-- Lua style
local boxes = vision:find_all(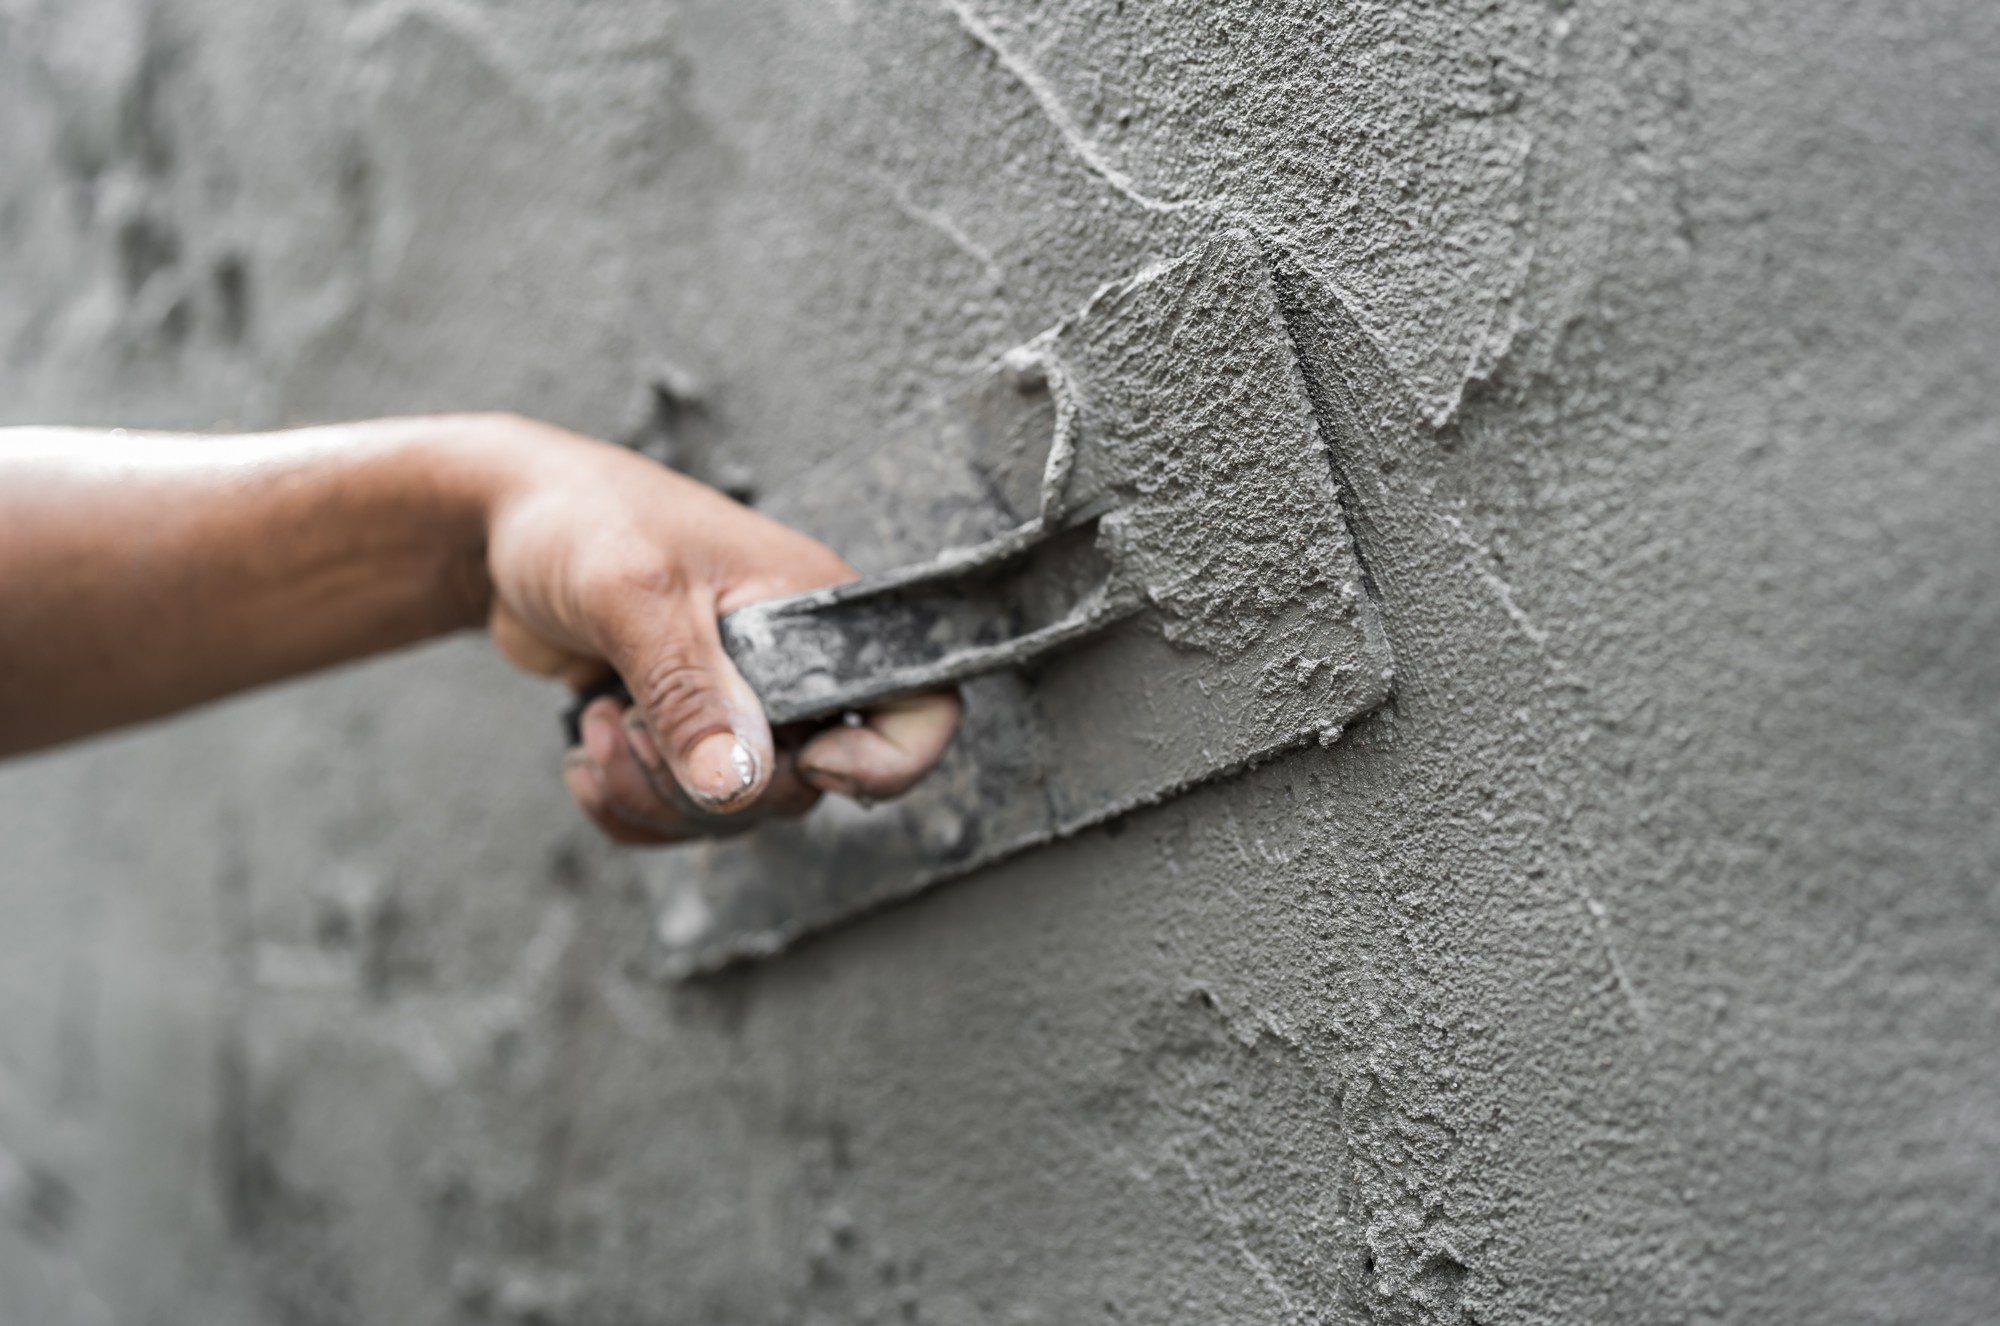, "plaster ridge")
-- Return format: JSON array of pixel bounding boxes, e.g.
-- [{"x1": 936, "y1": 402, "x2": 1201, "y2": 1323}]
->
[
  {"x1": 346, "y1": 0, "x2": 503, "y2": 63},
  {"x1": 1425, "y1": 133, "x2": 1540, "y2": 430},
  {"x1": 1247, "y1": 224, "x2": 1423, "y2": 426},
  {"x1": 937, "y1": 0, "x2": 1203, "y2": 216},
  {"x1": 342, "y1": 0, "x2": 557, "y2": 132},
  {"x1": 1258, "y1": 236, "x2": 1422, "y2": 614}
]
